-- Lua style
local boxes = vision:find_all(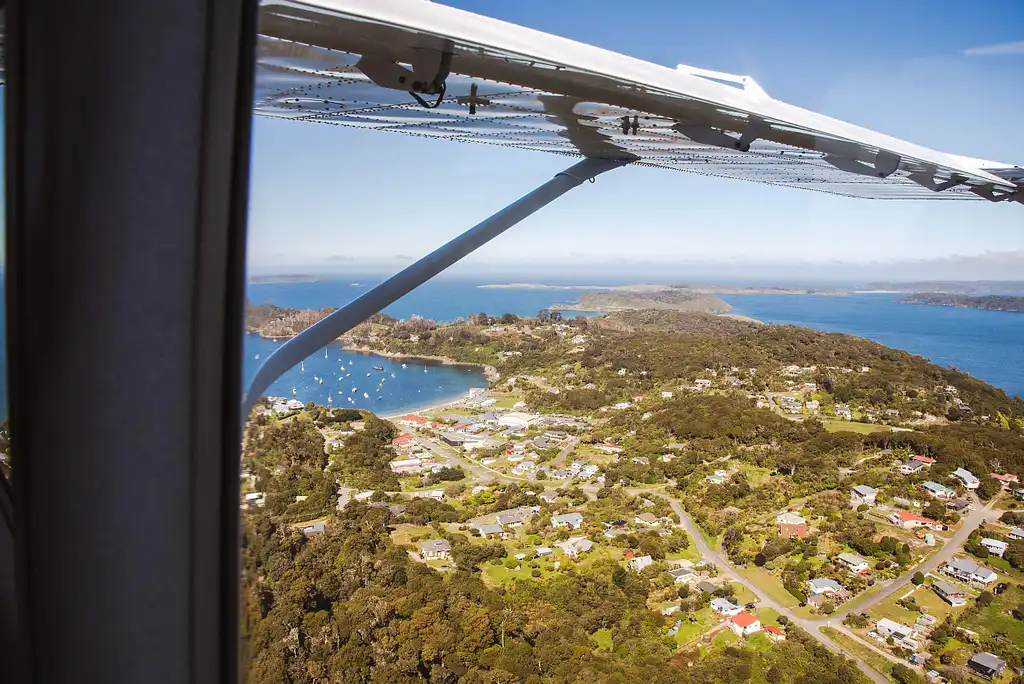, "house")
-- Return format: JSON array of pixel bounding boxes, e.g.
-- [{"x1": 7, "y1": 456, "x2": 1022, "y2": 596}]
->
[
  {"x1": 764, "y1": 625, "x2": 786, "y2": 642},
  {"x1": 922, "y1": 480, "x2": 955, "y2": 500},
  {"x1": 946, "y1": 498, "x2": 971, "y2": 512},
  {"x1": 931, "y1": 579, "x2": 967, "y2": 607},
  {"x1": 398, "y1": 415, "x2": 430, "y2": 428},
  {"x1": 991, "y1": 473, "x2": 1019, "y2": 488},
  {"x1": 776, "y1": 512, "x2": 808, "y2": 539},
  {"x1": 421, "y1": 539, "x2": 451, "y2": 560},
  {"x1": 980, "y1": 538, "x2": 1008, "y2": 557},
  {"x1": 888, "y1": 510, "x2": 942, "y2": 531},
  {"x1": 300, "y1": 522, "x2": 326, "y2": 536},
  {"x1": 392, "y1": 433, "x2": 416, "y2": 449},
  {"x1": 634, "y1": 512, "x2": 659, "y2": 527},
  {"x1": 899, "y1": 460, "x2": 926, "y2": 475},
  {"x1": 561, "y1": 537, "x2": 593, "y2": 558},
  {"x1": 952, "y1": 468, "x2": 980, "y2": 490},
  {"x1": 496, "y1": 507, "x2": 535, "y2": 527},
  {"x1": 477, "y1": 523, "x2": 504, "y2": 539},
  {"x1": 538, "y1": 491, "x2": 558, "y2": 503},
  {"x1": 1008, "y1": 526, "x2": 1024, "y2": 541},
  {"x1": 837, "y1": 552, "x2": 870, "y2": 574},
  {"x1": 835, "y1": 405, "x2": 853, "y2": 420},
  {"x1": 666, "y1": 568, "x2": 696, "y2": 584},
  {"x1": 706, "y1": 474, "x2": 726, "y2": 485},
  {"x1": 806, "y1": 578, "x2": 843, "y2": 596},
  {"x1": 389, "y1": 457, "x2": 426, "y2": 474},
  {"x1": 943, "y1": 557, "x2": 997, "y2": 586},
  {"x1": 628, "y1": 555, "x2": 653, "y2": 572},
  {"x1": 661, "y1": 391, "x2": 673, "y2": 398},
  {"x1": 850, "y1": 485, "x2": 877, "y2": 507},
  {"x1": 594, "y1": 443, "x2": 623, "y2": 454},
  {"x1": 967, "y1": 652, "x2": 1006, "y2": 680},
  {"x1": 875, "y1": 618, "x2": 913, "y2": 641},
  {"x1": 696, "y1": 580, "x2": 719, "y2": 594},
  {"x1": 729, "y1": 611, "x2": 761, "y2": 637},
  {"x1": 551, "y1": 512, "x2": 584, "y2": 529},
  {"x1": 710, "y1": 598, "x2": 742, "y2": 617},
  {"x1": 498, "y1": 411, "x2": 535, "y2": 429},
  {"x1": 911, "y1": 455, "x2": 936, "y2": 465},
  {"x1": 534, "y1": 547, "x2": 553, "y2": 557}
]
